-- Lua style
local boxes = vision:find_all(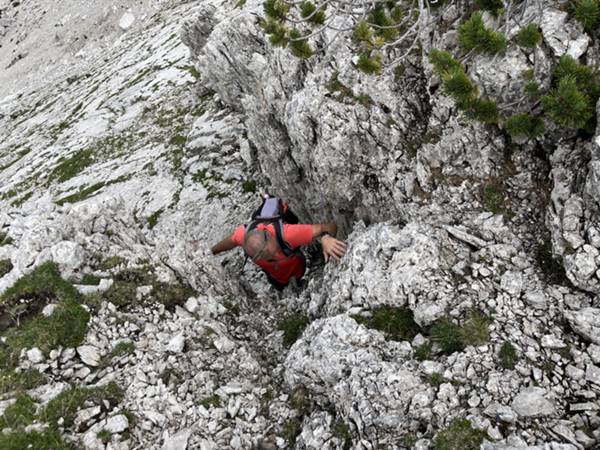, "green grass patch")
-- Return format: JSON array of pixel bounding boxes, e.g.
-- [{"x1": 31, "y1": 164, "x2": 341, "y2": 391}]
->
[
  {"x1": 0, "y1": 394, "x2": 37, "y2": 429},
  {"x1": 47, "y1": 149, "x2": 94, "y2": 184},
  {"x1": 428, "y1": 372, "x2": 444, "y2": 387},
  {"x1": 0, "y1": 231, "x2": 14, "y2": 246},
  {"x1": 79, "y1": 274, "x2": 102, "y2": 285},
  {"x1": 433, "y1": 418, "x2": 488, "y2": 450},
  {"x1": 278, "y1": 313, "x2": 310, "y2": 347},
  {"x1": 499, "y1": 341, "x2": 518, "y2": 369},
  {"x1": 430, "y1": 318, "x2": 465, "y2": 355},
  {"x1": 536, "y1": 240, "x2": 571, "y2": 285},
  {"x1": 353, "y1": 306, "x2": 420, "y2": 341},
  {"x1": 332, "y1": 419, "x2": 352, "y2": 449},
  {"x1": 147, "y1": 209, "x2": 163, "y2": 229},
  {"x1": 55, "y1": 182, "x2": 105, "y2": 206},
  {"x1": 97, "y1": 429, "x2": 111, "y2": 444},
  {"x1": 1, "y1": 262, "x2": 89, "y2": 359},
  {"x1": 414, "y1": 341, "x2": 433, "y2": 361},
  {"x1": 109, "y1": 341, "x2": 135, "y2": 359},
  {"x1": 0, "y1": 259, "x2": 13, "y2": 277},
  {"x1": 0, "y1": 368, "x2": 46, "y2": 395},
  {"x1": 461, "y1": 310, "x2": 493, "y2": 346},
  {"x1": 200, "y1": 394, "x2": 221, "y2": 408},
  {"x1": 0, "y1": 428, "x2": 75, "y2": 450},
  {"x1": 41, "y1": 382, "x2": 124, "y2": 429},
  {"x1": 481, "y1": 182, "x2": 514, "y2": 219},
  {"x1": 281, "y1": 417, "x2": 302, "y2": 446}
]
